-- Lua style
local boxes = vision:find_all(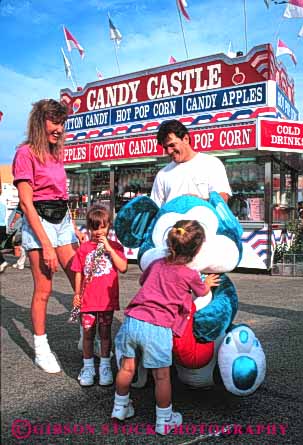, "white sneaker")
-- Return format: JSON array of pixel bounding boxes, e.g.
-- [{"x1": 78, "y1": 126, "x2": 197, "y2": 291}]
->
[
  {"x1": 111, "y1": 399, "x2": 135, "y2": 420},
  {"x1": 155, "y1": 411, "x2": 183, "y2": 435},
  {"x1": 12, "y1": 263, "x2": 24, "y2": 270},
  {"x1": 0, "y1": 261, "x2": 8, "y2": 273},
  {"x1": 99, "y1": 365, "x2": 113, "y2": 386},
  {"x1": 78, "y1": 366, "x2": 96, "y2": 386},
  {"x1": 35, "y1": 352, "x2": 61, "y2": 374}
]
